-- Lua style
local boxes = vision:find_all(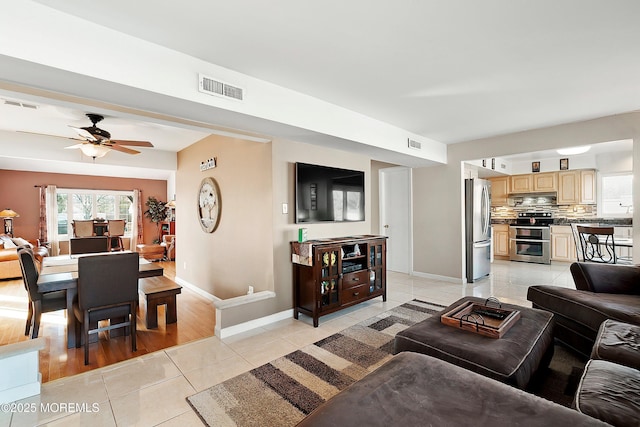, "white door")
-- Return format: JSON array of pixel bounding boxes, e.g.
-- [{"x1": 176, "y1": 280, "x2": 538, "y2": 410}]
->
[{"x1": 380, "y1": 167, "x2": 411, "y2": 273}]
